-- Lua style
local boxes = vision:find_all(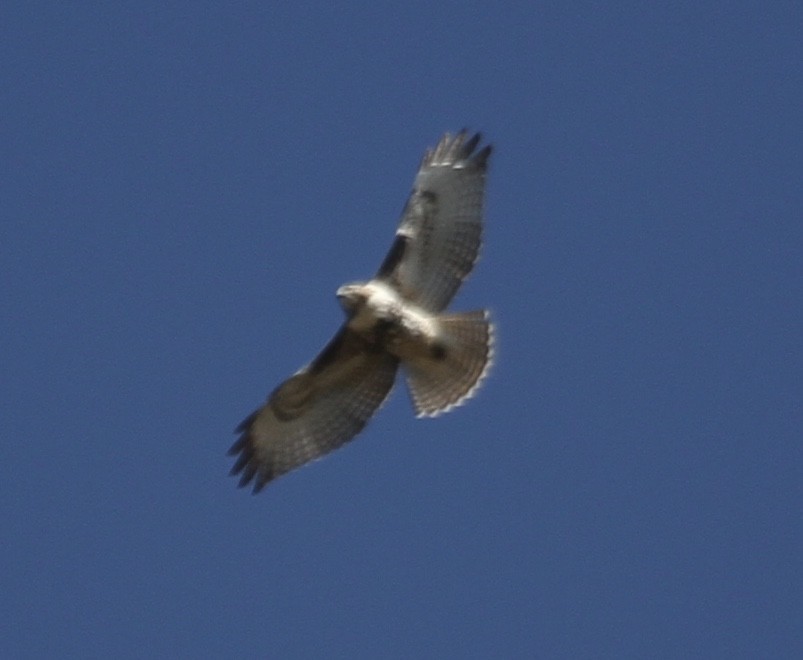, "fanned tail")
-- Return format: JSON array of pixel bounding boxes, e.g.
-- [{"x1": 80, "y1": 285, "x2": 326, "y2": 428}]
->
[{"x1": 403, "y1": 310, "x2": 494, "y2": 417}]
